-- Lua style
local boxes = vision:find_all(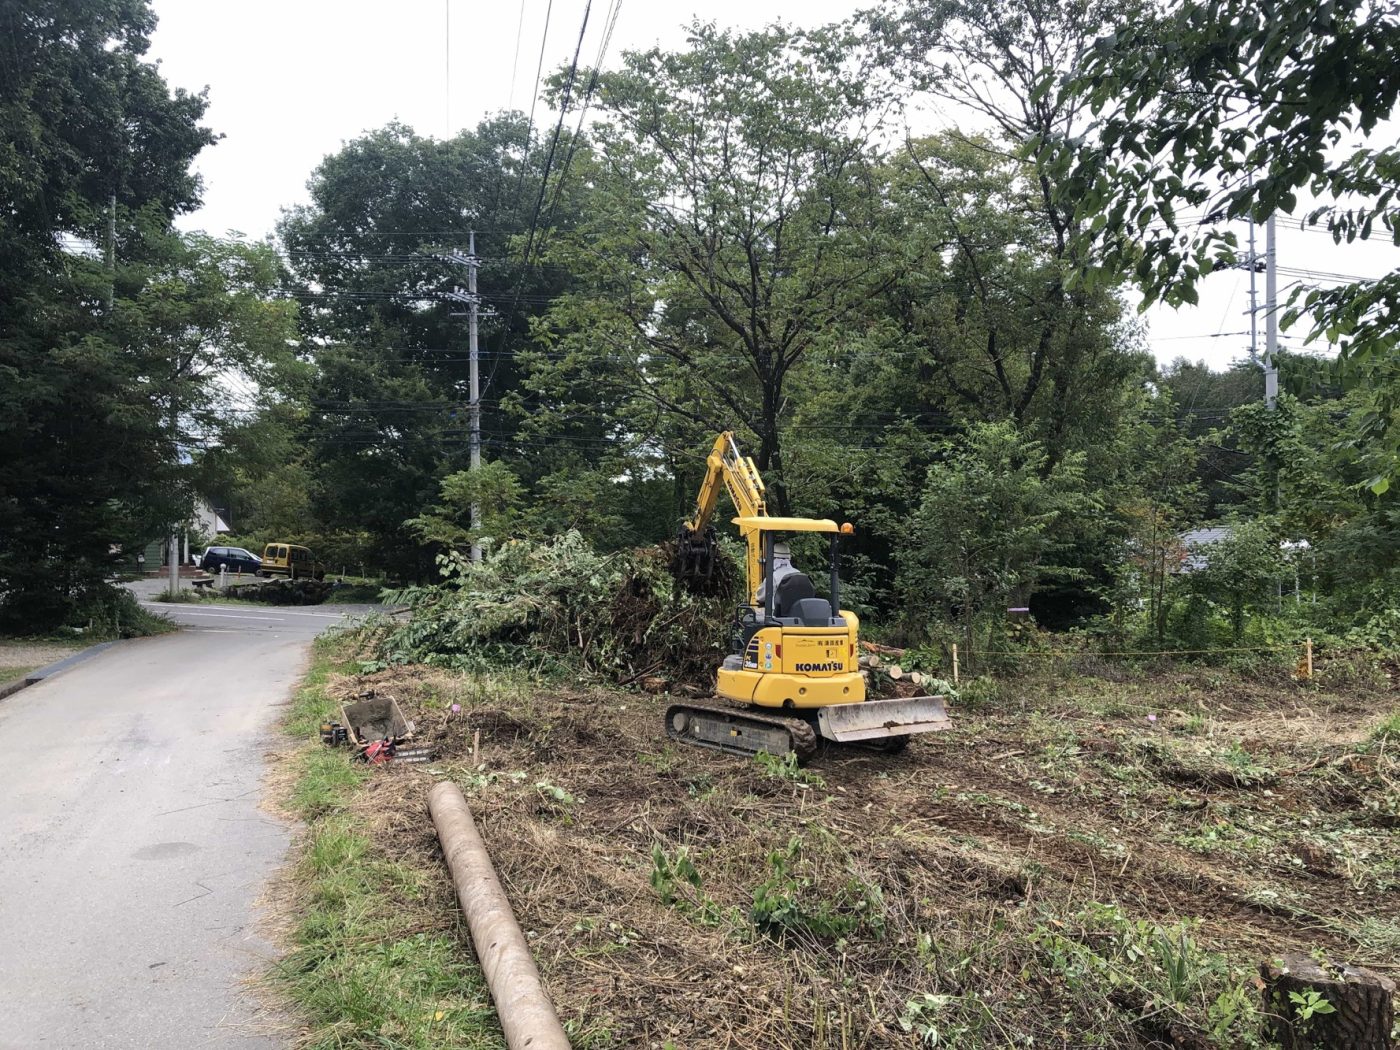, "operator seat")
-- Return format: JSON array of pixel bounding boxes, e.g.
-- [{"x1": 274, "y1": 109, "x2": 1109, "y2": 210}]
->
[
  {"x1": 774, "y1": 572, "x2": 841, "y2": 627},
  {"x1": 773, "y1": 572, "x2": 816, "y2": 616}
]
